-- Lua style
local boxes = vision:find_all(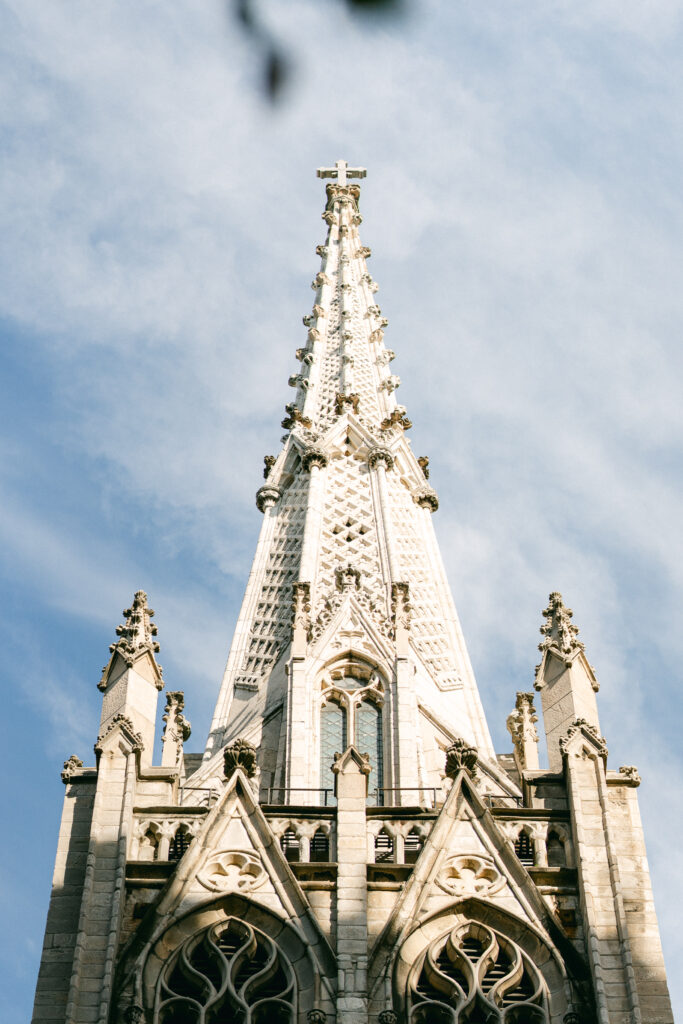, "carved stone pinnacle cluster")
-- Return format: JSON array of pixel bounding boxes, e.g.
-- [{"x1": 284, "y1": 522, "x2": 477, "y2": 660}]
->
[
  {"x1": 539, "y1": 591, "x2": 585, "y2": 658},
  {"x1": 107, "y1": 590, "x2": 161, "y2": 668}
]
